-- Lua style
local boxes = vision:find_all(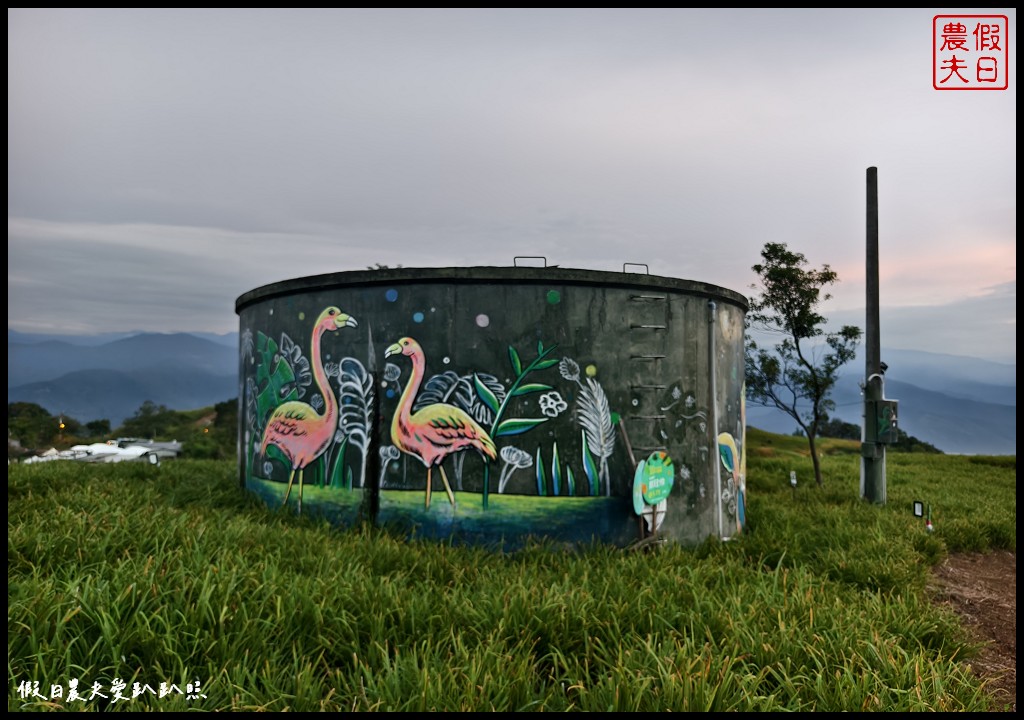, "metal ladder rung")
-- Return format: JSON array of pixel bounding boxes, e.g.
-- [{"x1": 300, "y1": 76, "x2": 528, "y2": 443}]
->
[
  {"x1": 630, "y1": 384, "x2": 667, "y2": 390},
  {"x1": 630, "y1": 324, "x2": 667, "y2": 330},
  {"x1": 628, "y1": 414, "x2": 667, "y2": 420}
]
